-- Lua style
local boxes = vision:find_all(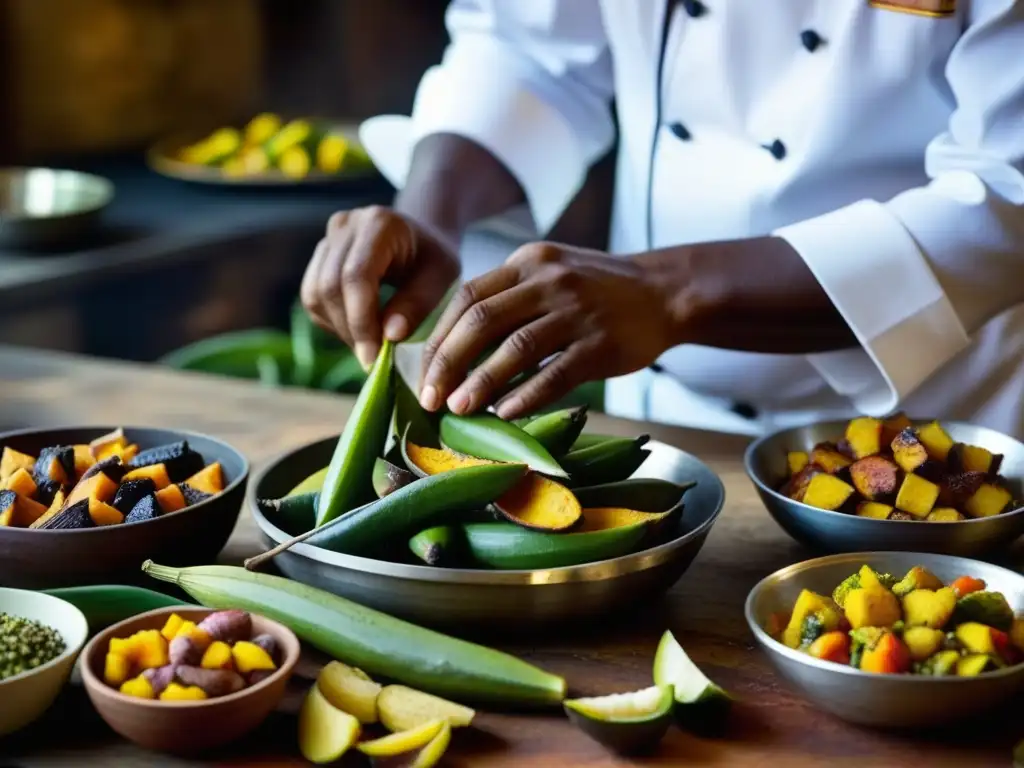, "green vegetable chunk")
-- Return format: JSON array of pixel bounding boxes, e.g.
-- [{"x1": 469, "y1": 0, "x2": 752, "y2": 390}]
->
[{"x1": 952, "y1": 591, "x2": 1015, "y2": 631}]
